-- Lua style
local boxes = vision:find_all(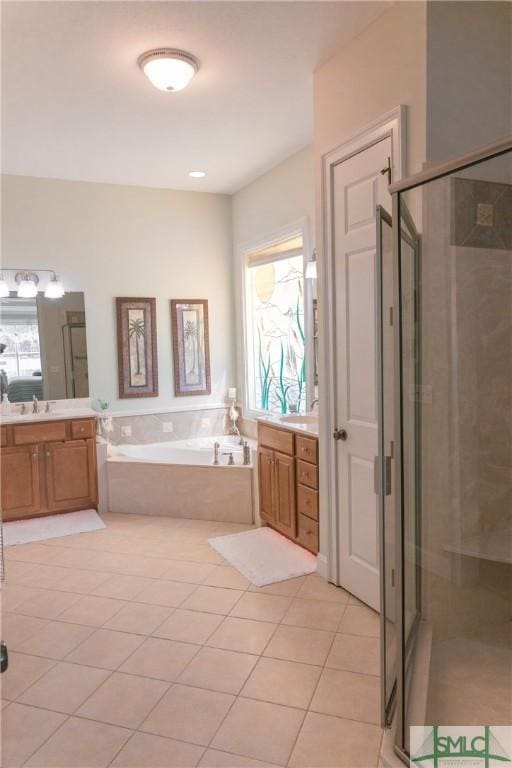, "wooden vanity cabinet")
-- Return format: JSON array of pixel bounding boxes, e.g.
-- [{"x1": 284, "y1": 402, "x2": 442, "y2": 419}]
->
[
  {"x1": 1, "y1": 418, "x2": 98, "y2": 522},
  {"x1": 257, "y1": 422, "x2": 319, "y2": 554}
]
